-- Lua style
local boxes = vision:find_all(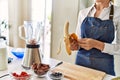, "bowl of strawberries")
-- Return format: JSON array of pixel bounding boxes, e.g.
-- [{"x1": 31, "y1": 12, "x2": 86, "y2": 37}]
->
[{"x1": 10, "y1": 71, "x2": 32, "y2": 80}]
